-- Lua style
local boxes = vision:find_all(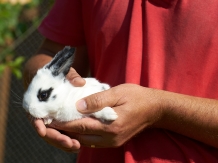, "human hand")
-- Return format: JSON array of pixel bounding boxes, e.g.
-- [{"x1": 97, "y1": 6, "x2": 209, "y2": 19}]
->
[
  {"x1": 49, "y1": 84, "x2": 164, "y2": 148},
  {"x1": 33, "y1": 67, "x2": 86, "y2": 152}
]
